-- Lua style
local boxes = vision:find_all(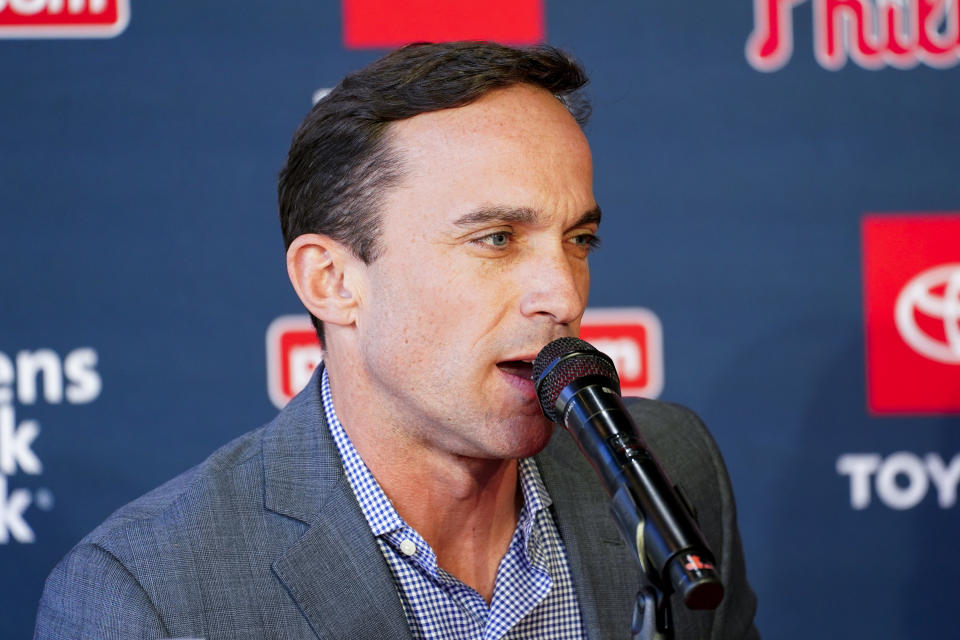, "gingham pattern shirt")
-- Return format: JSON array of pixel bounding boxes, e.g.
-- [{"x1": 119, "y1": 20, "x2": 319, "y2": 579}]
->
[{"x1": 321, "y1": 369, "x2": 586, "y2": 639}]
